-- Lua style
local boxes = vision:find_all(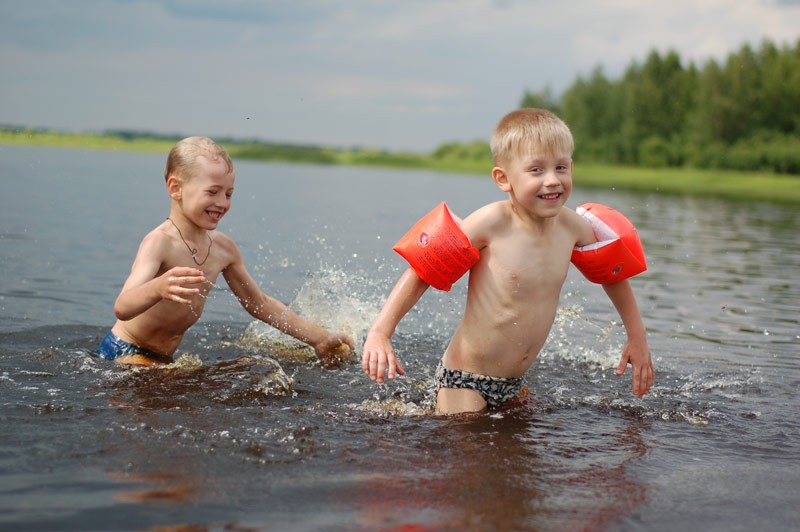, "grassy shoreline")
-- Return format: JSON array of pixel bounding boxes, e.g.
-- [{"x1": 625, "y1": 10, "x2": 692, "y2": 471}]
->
[{"x1": 2, "y1": 128, "x2": 798, "y2": 204}]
